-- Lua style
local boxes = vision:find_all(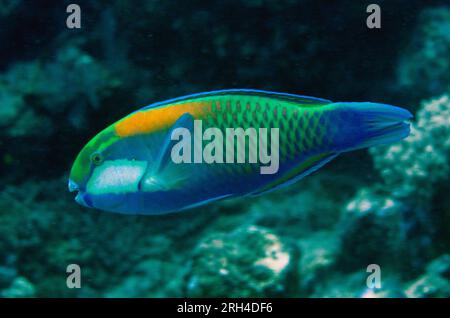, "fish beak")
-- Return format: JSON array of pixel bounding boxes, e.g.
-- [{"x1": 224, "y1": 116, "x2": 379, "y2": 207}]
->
[
  {"x1": 68, "y1": 179, "x2": 78, "y2": 193},
  {"x1": 69, "y1": 179, "x2": 93, "y2": 208},
  {"x1": 75, "y1": 192, "x2": 91, "y2": 208}
]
